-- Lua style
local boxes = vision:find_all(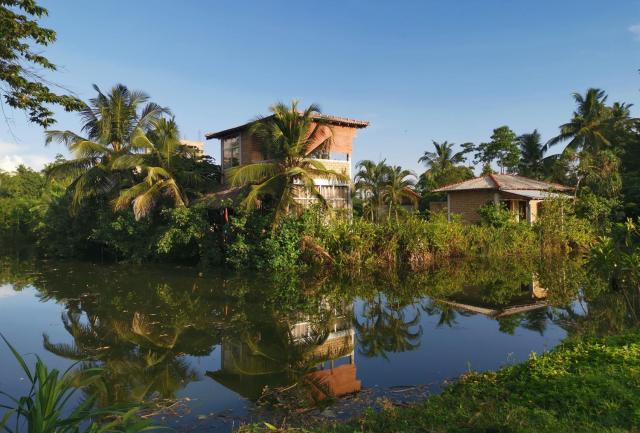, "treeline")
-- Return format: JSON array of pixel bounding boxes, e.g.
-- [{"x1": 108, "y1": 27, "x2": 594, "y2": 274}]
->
[
  {"x1": 354, "y1": 88, "x2": 640, "y2": 226},
  {"x1": 0, "y1": 86, "x2": 639, "y2": 270},
  {"x1": 0, "y1": 85, "x2": 220, "y2": 262}
]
